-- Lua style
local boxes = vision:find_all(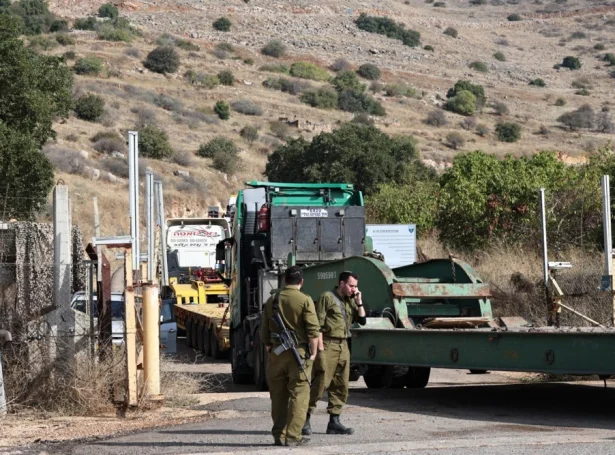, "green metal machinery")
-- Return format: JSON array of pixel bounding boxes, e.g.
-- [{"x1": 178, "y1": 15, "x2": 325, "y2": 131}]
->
[{"x1": 300, "y1": 256, "x2": 615, "y2": 388}]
